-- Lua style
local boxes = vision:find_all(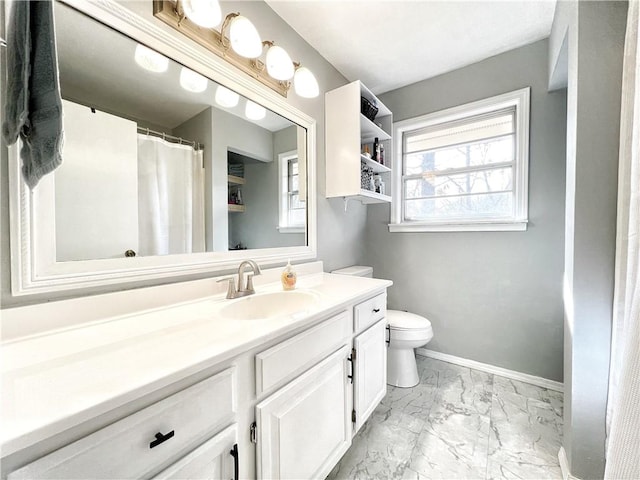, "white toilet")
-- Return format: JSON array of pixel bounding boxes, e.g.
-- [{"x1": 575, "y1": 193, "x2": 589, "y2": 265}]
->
[{"x1": 331, "y1": 266, "x2": 434, "y2": 388}]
